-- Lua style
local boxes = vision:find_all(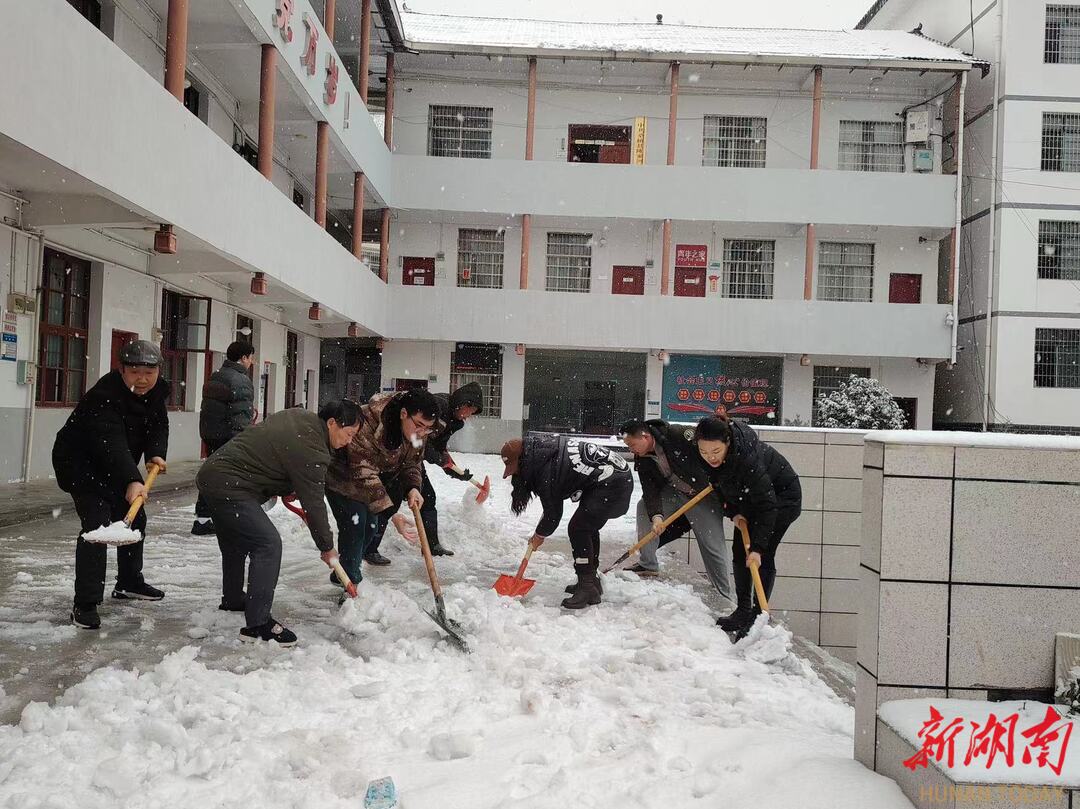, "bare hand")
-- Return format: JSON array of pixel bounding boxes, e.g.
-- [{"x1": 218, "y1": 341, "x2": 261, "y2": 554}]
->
[
  {"x1": 320, "y1": 549, "x2": 339, "y2": 568},
  {"x1": 148, "y1": 457, "x2": 166, "y2": 473},
  {"x1": 746, "y1": 551, "x2": 762, "y2": 569},
  {"x1": 528, "y1": 534, "x2": 545, "y2": 550},
  {"x1": 651, "y1": 515, "x2": 665, "y2": 535},
  {"x1": 407, "y1": 488, "x2": 424, "y2": 511},
  {"x1": 392, "y1": 514, "x2": 419, "y2": 544},
  {"x1": 125, "y1": 481, "x2": 147, "y2": 505}
]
